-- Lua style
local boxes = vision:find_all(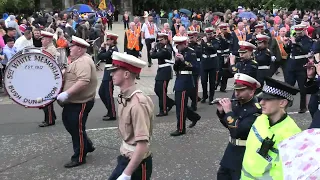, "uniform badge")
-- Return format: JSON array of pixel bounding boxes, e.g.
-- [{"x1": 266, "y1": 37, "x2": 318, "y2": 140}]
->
[
  {"x1": 227, "y1": 116, "x2": 234, "y2": 124},
  {"x1": 255, "y1": 103, "x2": 261, "y2": 109},
  {"x1": 232, "y1": 67, "x2": 237, "y2": 71}
]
